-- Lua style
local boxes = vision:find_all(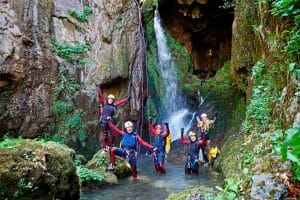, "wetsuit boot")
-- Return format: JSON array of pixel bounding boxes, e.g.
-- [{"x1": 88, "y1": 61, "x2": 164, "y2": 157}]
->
[
  {"x1": 159, "y1": 164, "x2": 166, "y2": 174},
  {"x1": 131, "y1": 165, "x2": 137, "y2": 179}
]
